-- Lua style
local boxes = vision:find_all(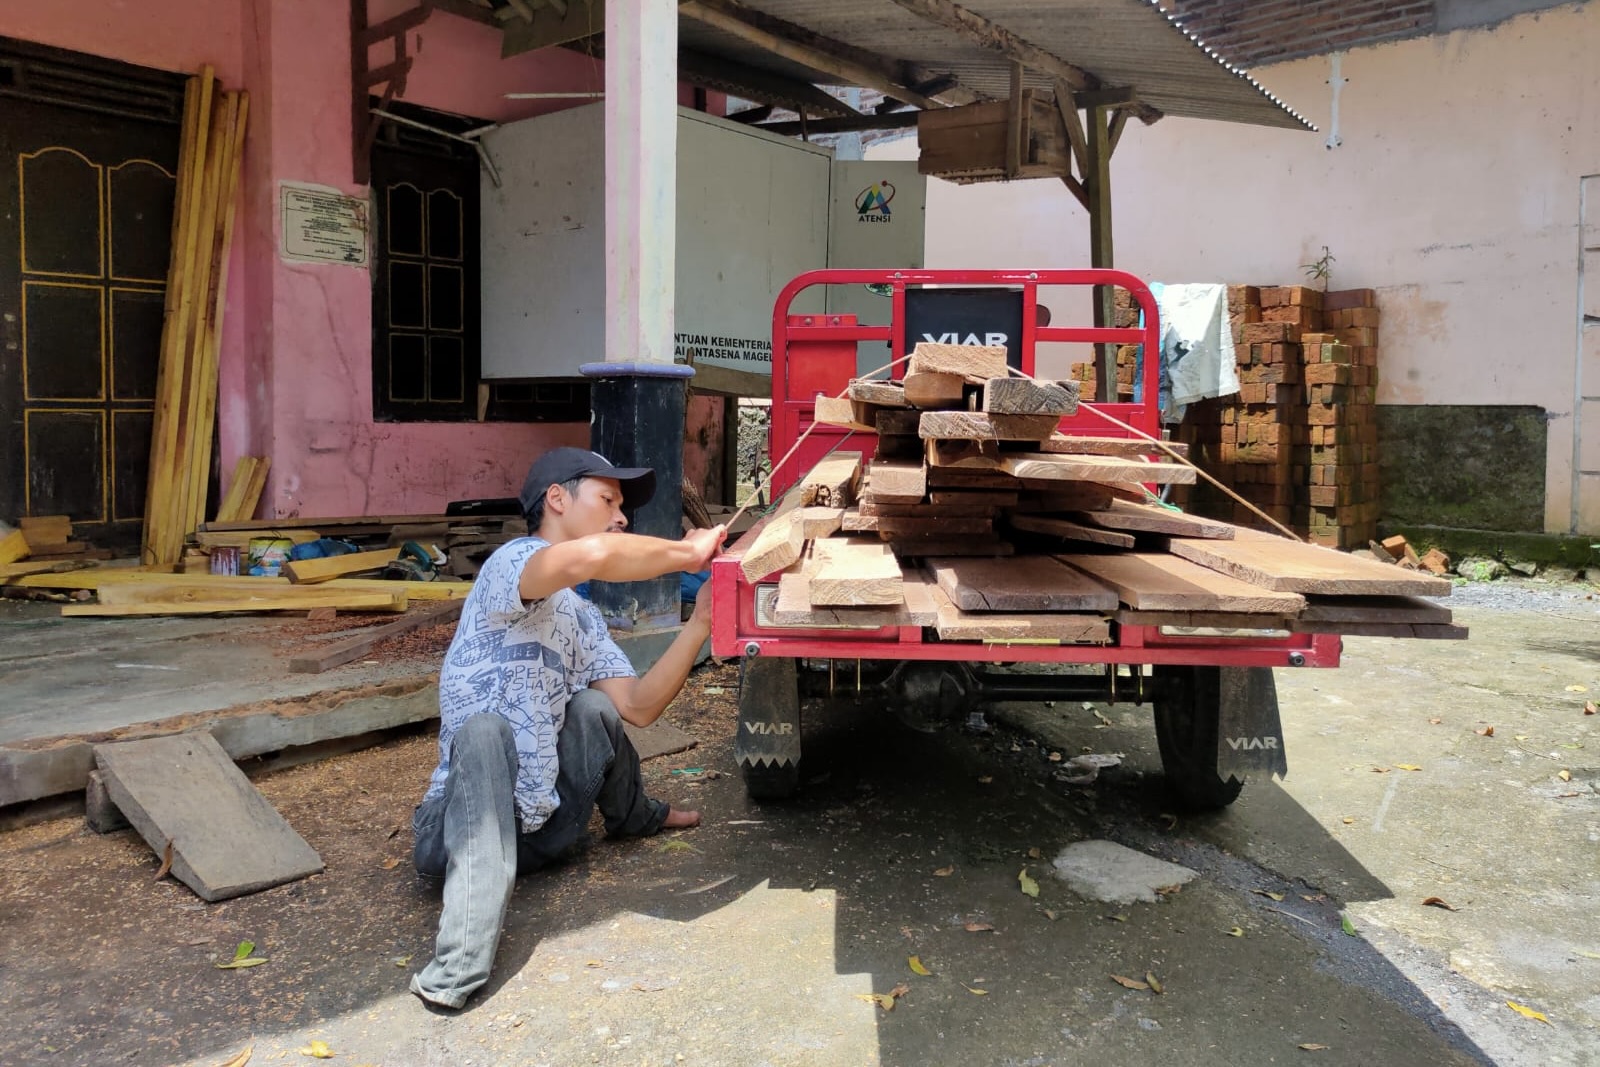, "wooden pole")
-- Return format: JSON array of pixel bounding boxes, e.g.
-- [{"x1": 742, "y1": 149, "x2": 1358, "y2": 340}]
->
[{"x1": 1087, "y1": 104, "x2": 1115, "y2": 403}]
